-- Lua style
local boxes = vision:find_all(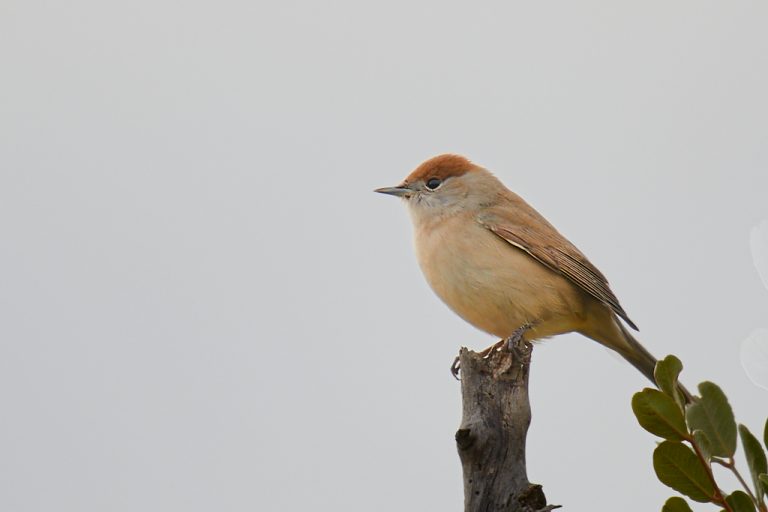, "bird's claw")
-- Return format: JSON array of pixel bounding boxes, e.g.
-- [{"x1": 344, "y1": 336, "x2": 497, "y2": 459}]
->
[
  {"x1": 451, "y1": 323, "x2": 533, "y2": 380},
  {"x1": 450, "y1": 356, "x2": 461, "y2": 380}
]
